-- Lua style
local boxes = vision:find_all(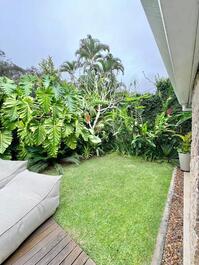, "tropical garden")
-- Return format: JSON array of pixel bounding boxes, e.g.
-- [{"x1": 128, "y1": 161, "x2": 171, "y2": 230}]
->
[{"x1": 0, "y1": 35, "x2": 191, "y2": 264}]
